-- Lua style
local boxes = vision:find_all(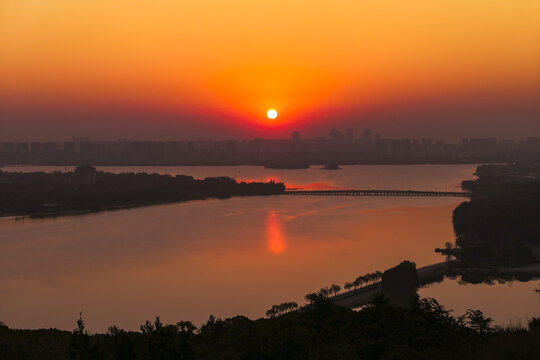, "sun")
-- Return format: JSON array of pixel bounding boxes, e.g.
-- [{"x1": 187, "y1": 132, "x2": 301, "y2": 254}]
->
[{"x1": 267, "y1": 109, "x2": 278, "y2": 119}]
